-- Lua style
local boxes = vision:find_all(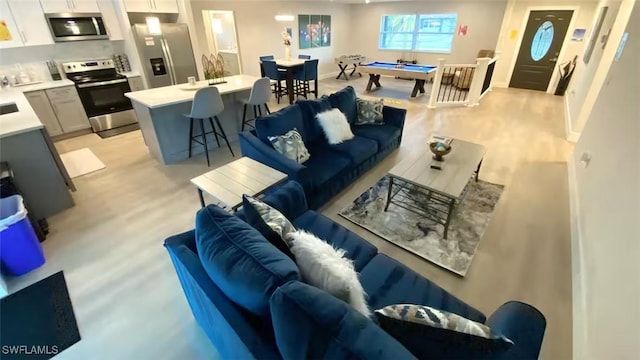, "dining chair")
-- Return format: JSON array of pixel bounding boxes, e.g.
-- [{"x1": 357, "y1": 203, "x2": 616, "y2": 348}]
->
[
  {"x1": 262, "y1": 60, "x2": 288, "y2": 103},
  {"x1": 298, "y1": 55, "x2": 311, "y2": 60},
  {"x1": 293, "y1": 59, "x2": 319, "y2": 99}
]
